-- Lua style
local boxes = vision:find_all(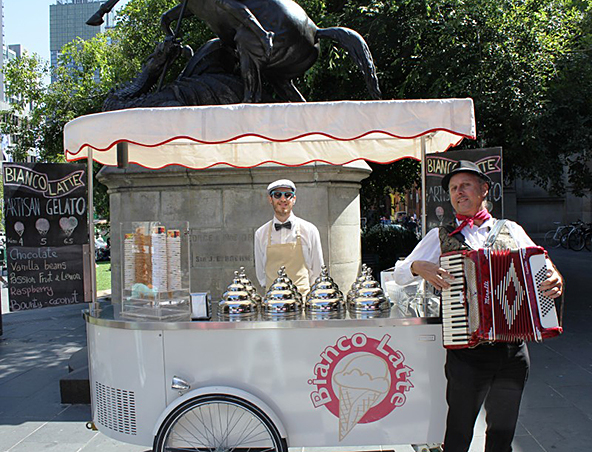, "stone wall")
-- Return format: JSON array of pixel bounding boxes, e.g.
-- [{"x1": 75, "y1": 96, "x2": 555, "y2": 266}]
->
[
  {"x1": 506, "y1": 178, "x2": 592, "y2": 239},
  {"x1": 98, "y1": 162, "x2": 371, "y2": 302}
]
